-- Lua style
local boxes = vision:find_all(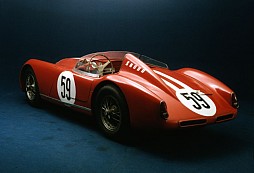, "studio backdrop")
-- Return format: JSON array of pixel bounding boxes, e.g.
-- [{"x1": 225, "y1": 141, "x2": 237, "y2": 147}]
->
[{"x1": 1, "y1": 0, "x2": 252, "y2": 100}]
